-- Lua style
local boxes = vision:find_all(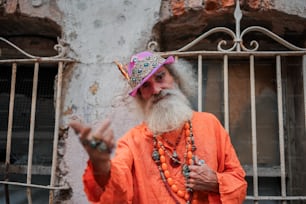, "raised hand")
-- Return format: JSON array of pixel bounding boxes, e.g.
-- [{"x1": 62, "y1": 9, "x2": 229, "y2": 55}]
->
[{"x1": 69, "y1": 119, "x2": 115, "y2": 187}]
